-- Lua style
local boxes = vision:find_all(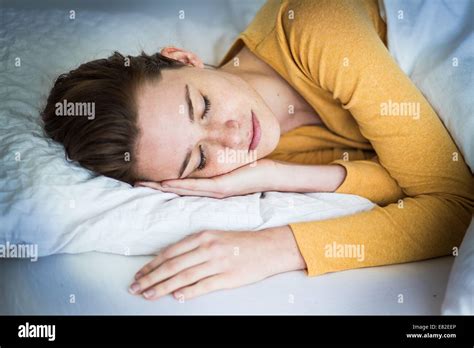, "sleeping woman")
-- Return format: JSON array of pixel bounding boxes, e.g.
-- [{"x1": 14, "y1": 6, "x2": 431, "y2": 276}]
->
[{"x1": 41, "y1": 0, "x2": 474, "y2": 301}]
